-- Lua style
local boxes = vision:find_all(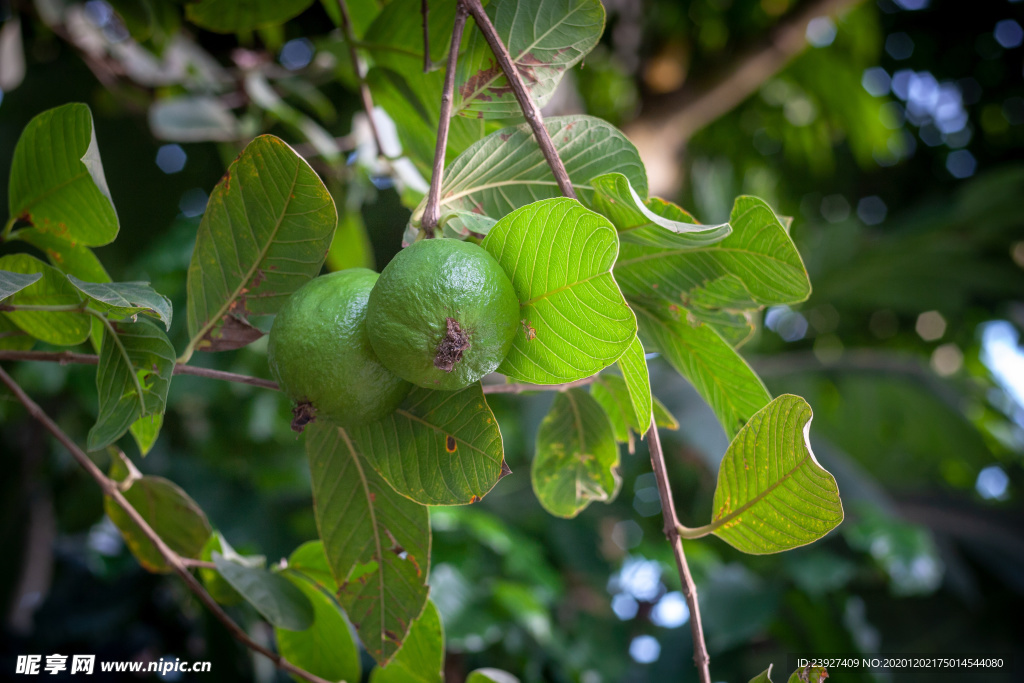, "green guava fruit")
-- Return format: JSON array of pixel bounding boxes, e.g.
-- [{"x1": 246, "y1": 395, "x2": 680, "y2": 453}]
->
[
  {"x1": 268, "y1": 268, "x2": 411, "y2": 430},
  {"x1": 366, "y1": 238, "x2": 520, "y2": 391}
]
